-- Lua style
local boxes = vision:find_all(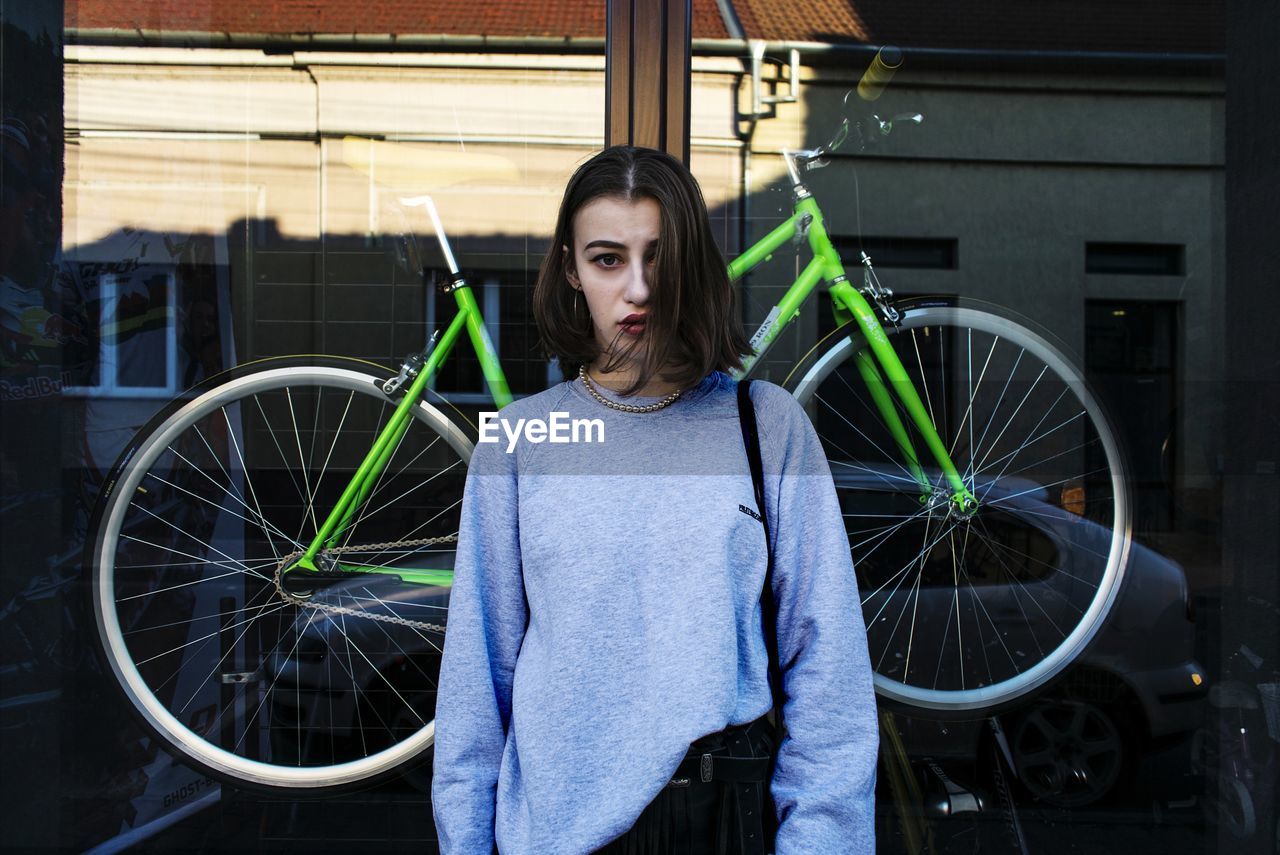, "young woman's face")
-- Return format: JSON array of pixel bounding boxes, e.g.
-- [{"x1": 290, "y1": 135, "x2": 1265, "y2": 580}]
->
[{"x1": 564, "y1": 195, "x2": 660, "y2": 373}]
